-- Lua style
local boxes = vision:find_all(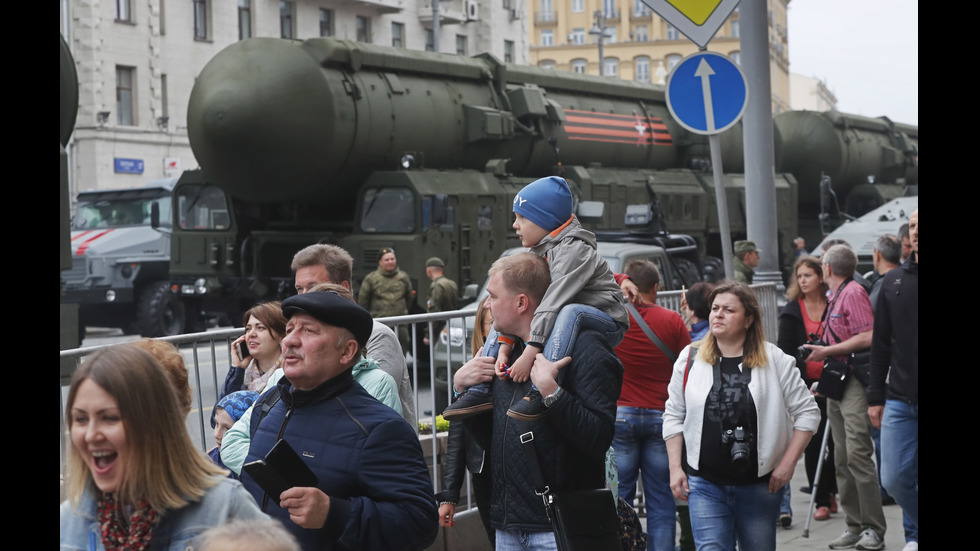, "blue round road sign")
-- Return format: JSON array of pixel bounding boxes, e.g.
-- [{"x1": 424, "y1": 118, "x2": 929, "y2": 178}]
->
[{"x1": 666, "y1": 52, "x2": 748, "y2": 135}]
